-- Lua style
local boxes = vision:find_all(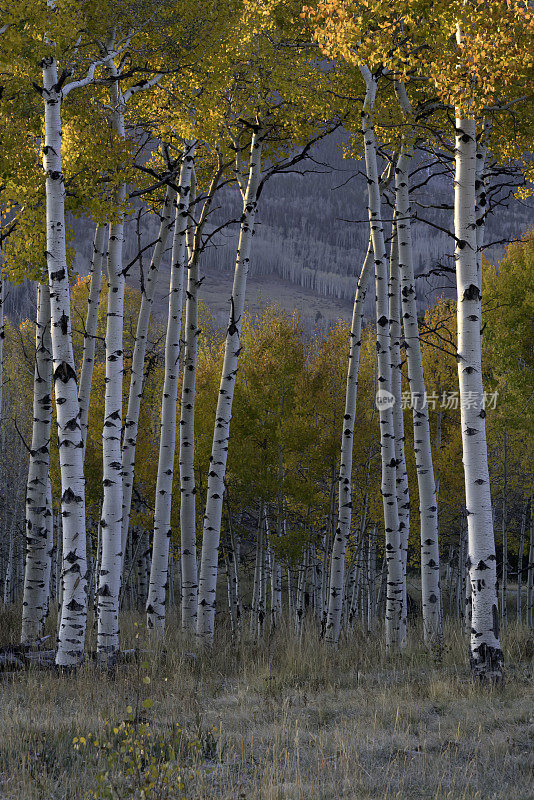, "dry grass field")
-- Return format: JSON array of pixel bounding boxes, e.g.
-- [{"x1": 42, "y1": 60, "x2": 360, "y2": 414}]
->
[{"x1": 1, "y1": 606, "x2": 533, "y2": 800}]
